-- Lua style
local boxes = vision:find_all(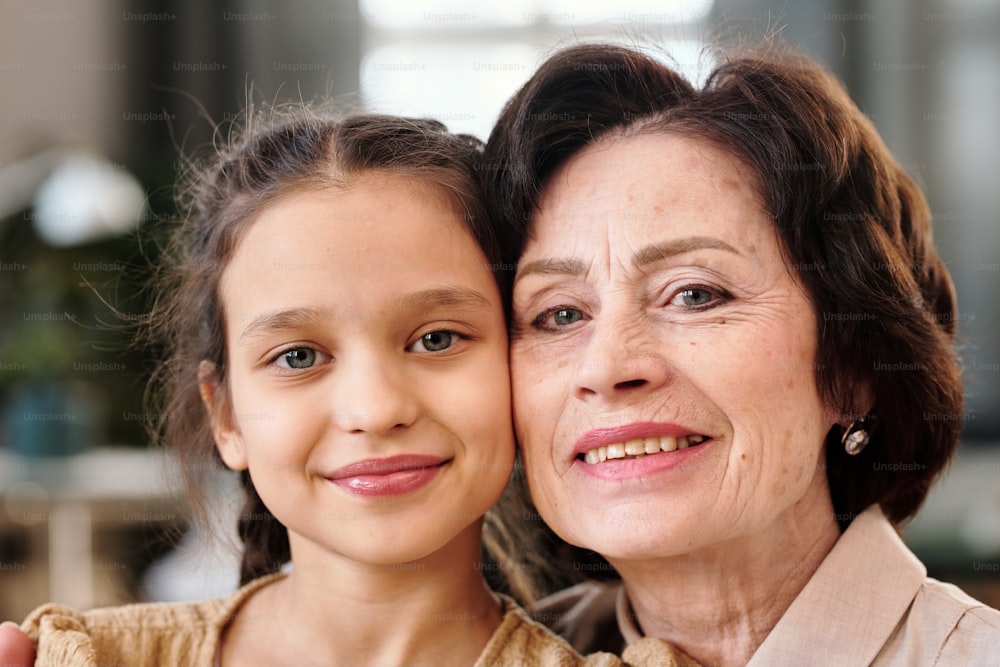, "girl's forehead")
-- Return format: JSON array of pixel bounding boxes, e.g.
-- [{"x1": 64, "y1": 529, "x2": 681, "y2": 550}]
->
[
  {"x1": 234, "y1": 173, "x2": 466, "y2": 246},
  {"x1": 217, "y1": 179, "x2": 498, "y2": 327}
]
